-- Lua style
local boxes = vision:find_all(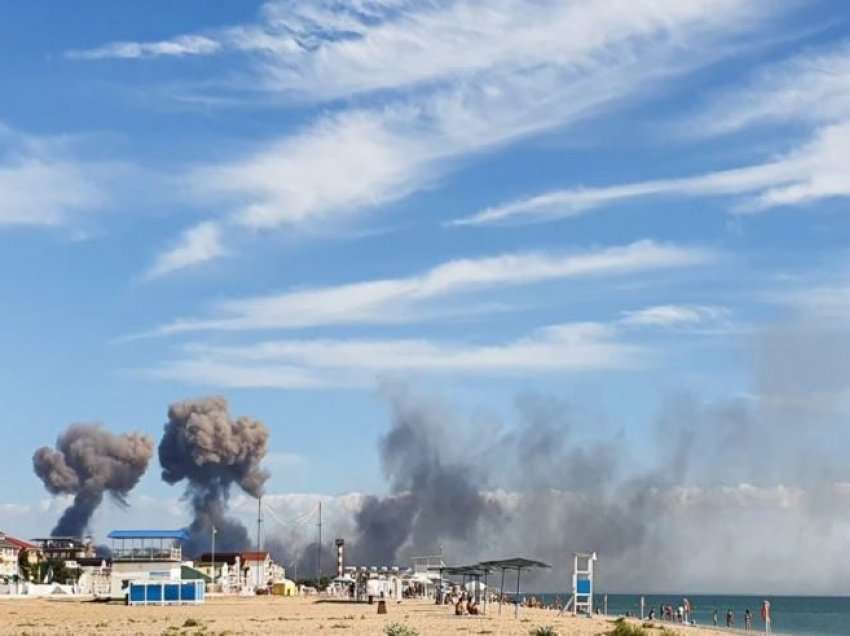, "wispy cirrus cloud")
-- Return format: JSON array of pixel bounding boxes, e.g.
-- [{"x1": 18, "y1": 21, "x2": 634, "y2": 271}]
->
[
  {"x1": 137, "y1": 240, "x2": 712, "y2": 336},
  {"x1": 187, "y1": 0, "x2": 780, "y2": 233},
  {"x1": 0, "y1": 123, "x2": 114, "y2": 227},
  {"x1": 148, "y1": 321, "x2": 643, "y2": 389},
  {"x1": 67, "y1": 34, "x2": 221, "y2": 60},
  {"x1": 72, "y1": 1, "x2": 786, "y2": 274},
  {"x1": 689, "y1": 40, "x2": 850, "y2": 137},
  {"x1": 67, "y1": 1, "x2": 773, "y2": 100},
  {"x1": 620, "y1": 304, "x2": 730, "y2": 328},
  {"x1": 144, "y1": 221, "x2": 226, "y2": 280},
  {"x1": 453, "y1": 120, "x2": 850, "y2": 225}
]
